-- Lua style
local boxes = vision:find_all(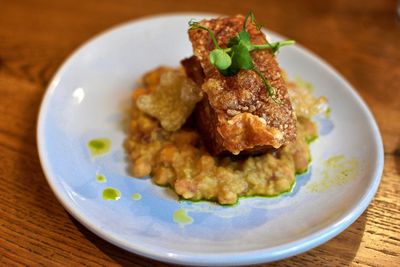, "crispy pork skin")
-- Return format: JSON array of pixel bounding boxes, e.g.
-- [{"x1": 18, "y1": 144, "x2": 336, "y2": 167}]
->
[{"x1": 184, "y1": 15, "x2": 296, "y2": 155}]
